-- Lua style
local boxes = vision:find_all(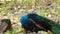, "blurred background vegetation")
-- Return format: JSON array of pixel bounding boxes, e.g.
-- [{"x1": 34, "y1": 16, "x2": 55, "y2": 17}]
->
[{"x1": 0, "y1": 0, "x2": 60, "y2": 34}]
